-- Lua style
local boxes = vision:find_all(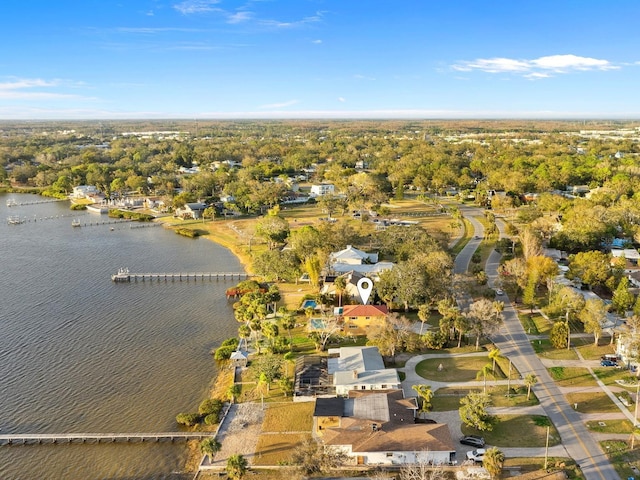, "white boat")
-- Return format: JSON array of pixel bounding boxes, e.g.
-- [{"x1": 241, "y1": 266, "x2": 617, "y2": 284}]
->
[
  {"x1": 111, "y1": 267, "x2": 131, "y2": 282},
  {"x1": 6, "y1": 198, "x2": 17, "y2": 207},
  {"x1": 7, "y1": 215, "x2": 24, "y2": 225},
  {"x1": 72, "y1": 219, "x2": 81, "y2": 227},
  {"x1": 86, "y1": 204, "x2": 109, "y2": 214}
]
